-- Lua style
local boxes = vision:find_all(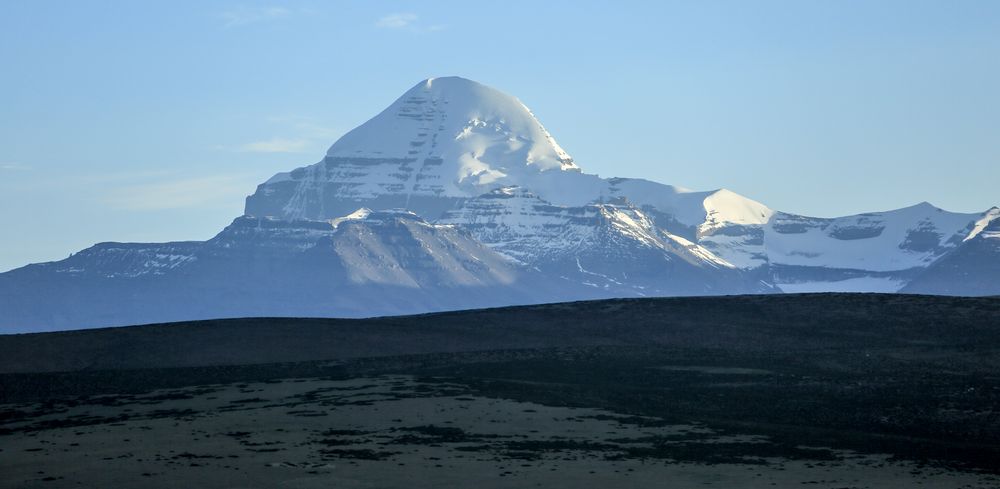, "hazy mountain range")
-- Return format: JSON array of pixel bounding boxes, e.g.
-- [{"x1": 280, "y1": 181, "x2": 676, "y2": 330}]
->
[{"x1": 2, "y1": 77, "x2": 997, "y2": 332}]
